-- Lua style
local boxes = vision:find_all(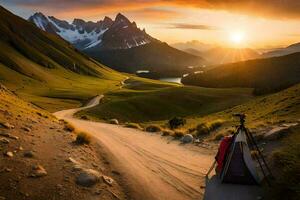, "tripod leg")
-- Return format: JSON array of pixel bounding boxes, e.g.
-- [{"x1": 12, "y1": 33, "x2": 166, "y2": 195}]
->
[
  {"x1": 246, "y1": 128, "x2": 273, "y2": 178},
  {"x1": 245, "y1": 128, "x2": 272, "y2": 186}
]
